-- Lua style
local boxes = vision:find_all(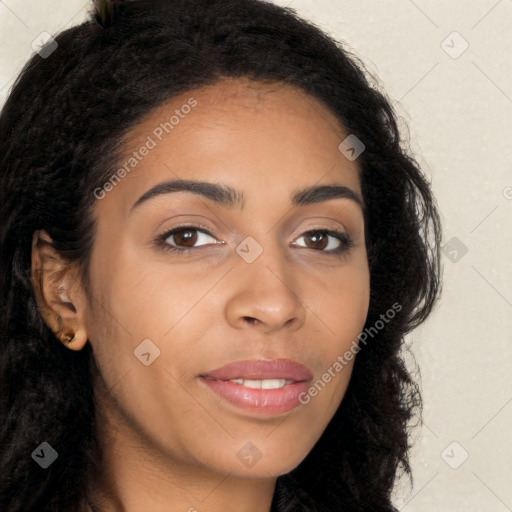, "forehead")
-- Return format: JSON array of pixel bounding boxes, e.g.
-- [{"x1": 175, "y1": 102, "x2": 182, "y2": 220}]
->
[
  {"x1": 95, "y1": 76, "x2": 362, "y2": 218},
  {"x1": 127, "y1": 76, "x2": 347, "y2": 147}
]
